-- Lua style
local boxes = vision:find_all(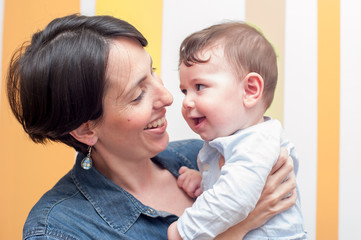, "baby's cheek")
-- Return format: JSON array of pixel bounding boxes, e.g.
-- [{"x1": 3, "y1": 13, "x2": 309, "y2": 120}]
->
[{"x1": 181, "y1": 107, "x2": 186, "y2": 118}]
